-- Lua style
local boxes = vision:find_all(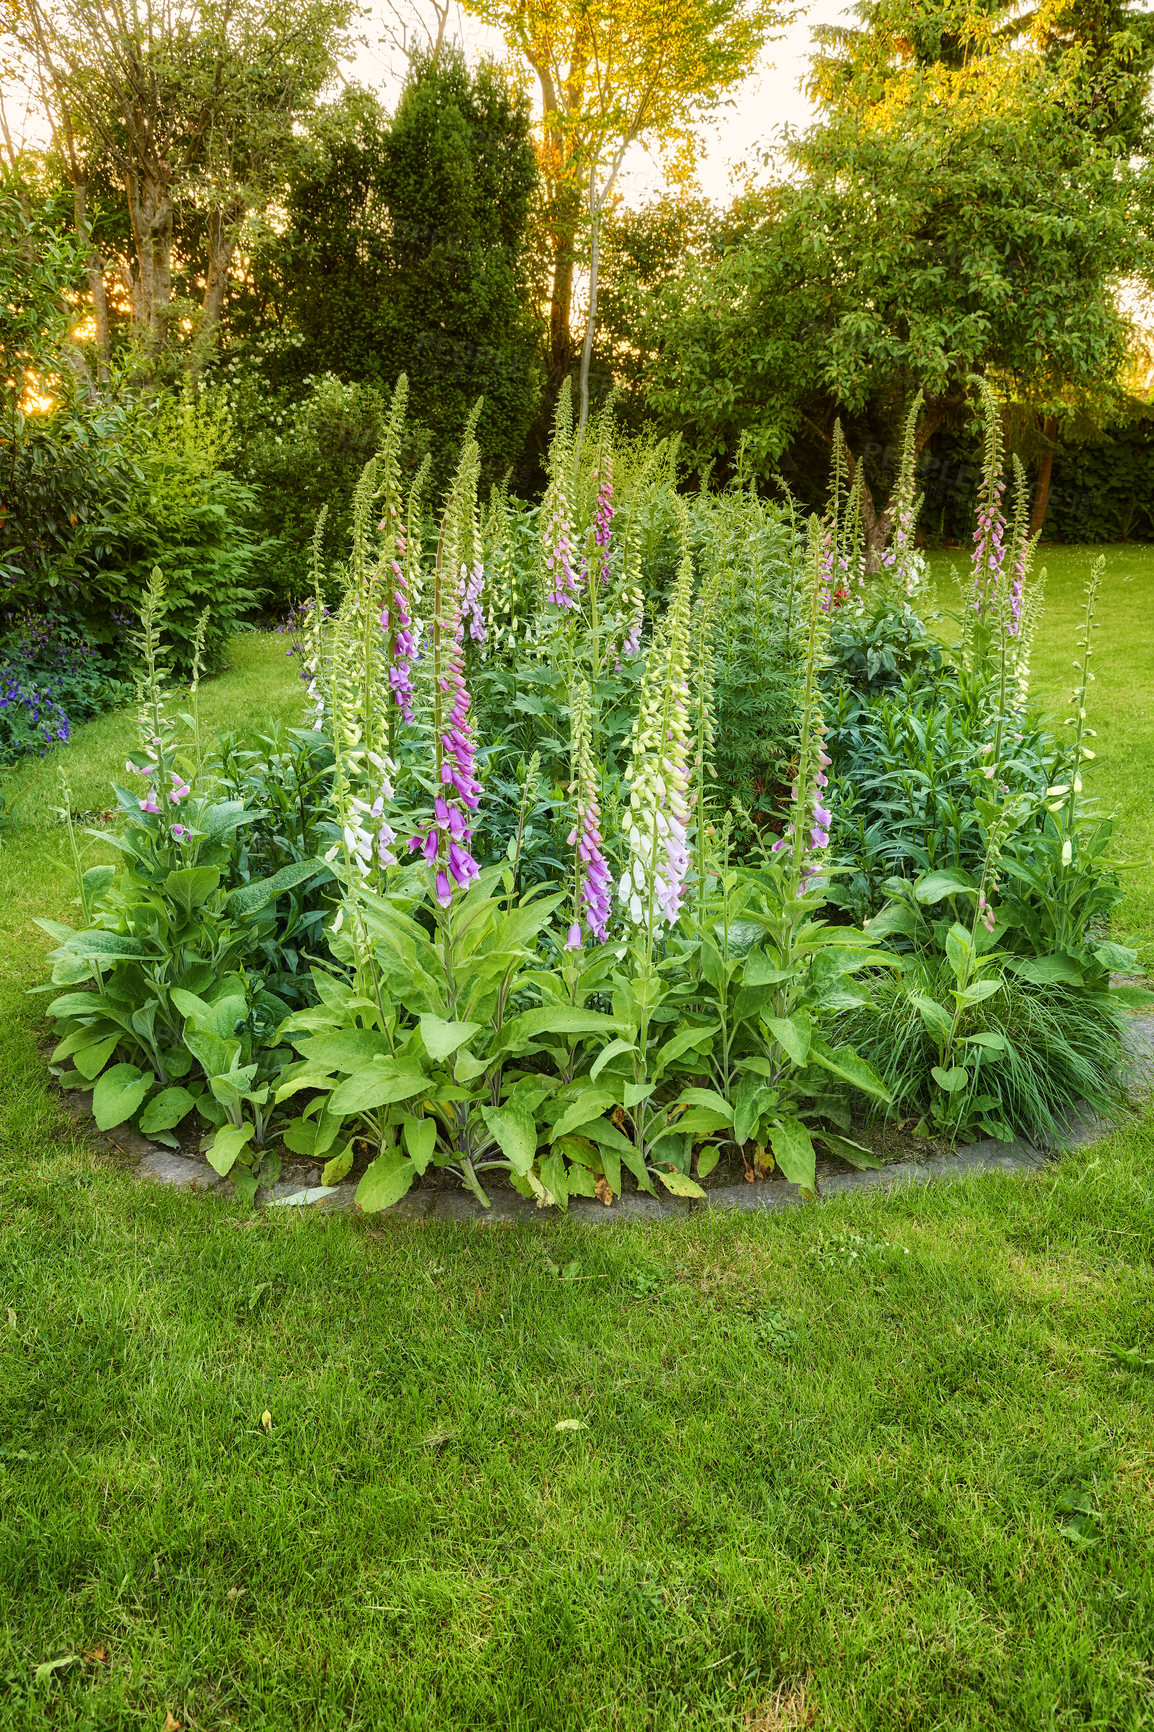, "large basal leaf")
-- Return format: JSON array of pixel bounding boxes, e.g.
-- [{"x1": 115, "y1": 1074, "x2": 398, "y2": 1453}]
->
[
  {"x1": 205, "y1": 1122, "x2": 255, "y2": 1177},
  {"x1": 498, "y1": 1005, "x2": 617, "y2": 1054},
  {"x1": 676, "y1": 1086, "x2": 733, "y2": 1121},
  {"x1": 163, "y1": 866, "x2": 222, "y2": 920},
  {"x1": 321, "y1": 1145, "x2": 354, "y2": 1186},
  {"x1": 550, "y1": 1088, "x2": 618, "y2": 1142},
  {"x1": 768, "y1": 1118, "x2": 816, "y2": 1189},
  {"x1": 655, "y1": 1168, "x2": 706, "y2": 1199},
  {"x1": 819, "y1": 1133, "x2": 884, "y2": 1171},
  {"x1": 138, "y1": 1086, "x2": 197, "y2": 1135},
  {"x1": 183, "y1": 1028, "x2": 242, "y2": 1082},
  {"x1": 65, "y1": 930, "x2": 158, "y2": 963},
  {"x1": 914, "y1": 869, "x2": 975, "y2": 905},
  {"x1": 671, "y1": 1108, "x2": 731, "y2": 1137},
  {"x1": 807, "y1": 1040, "x2": 892, "y2": 1104},
  {"x1": 355, "y1": 1150, "x2": 417, "y2": 1213},
  {"x1": 294, "y1": 1030, "x2": 393, "y2": 1071},
  {"x1": 401, "y1": 1115, "x2": 437, "y2": 1174},
  {"x1": 226, "y1": 858, "x2": 323, "y2": 919},
  {"x1": 71, "y1": 1033, "x2": 121, "y2": 1081},
  {"x1": 1007, "y1": 953, "x2": 1086, "y2": 988},
  {"x1": 47, "y1": 991, "x2": 108, "y2": 1021},
  {"x1": 92, "y1": 1063, "x2": 154, "y2": 1131},
  {"x1": 480, "y1": 1102, "x2": 538, "y2": 1176},
  {"x1": 766, "y1": 1013, "x2": 811, "y2": 1068},
  {"x1": 538, "y1": 1150, "x2": 569, "y2": 1210},
  {"x1": 328, "y1": 1063, "x2": 431, "y2": 1114},
  {"x1": 419, "y1": 1014, "x2": 482, "y2": 1063},
  {"x1": 653, "y1": 1023, "x2": 718, "y2": 1073}
]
